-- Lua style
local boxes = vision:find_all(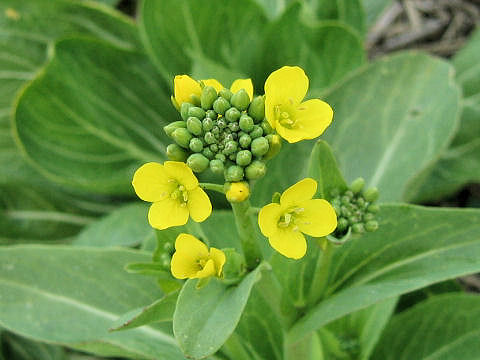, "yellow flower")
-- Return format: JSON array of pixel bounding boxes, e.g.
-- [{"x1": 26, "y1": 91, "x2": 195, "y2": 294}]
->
[
  {"x1": 258, "y1": 178, "x2": 337, "y2": 259},
  {"x1": 225, "y1": 182, "x2": 250, "y2": 202},
  {"x1": 170, "y1": 233, "x2": 226, "y2": 279},
  {"x1": 173, "y1": 75, "x2": 254, "y2": 106},
  {"x1": 132, "y1": 161, "x2": 212, "y2": 230},
  {"x1": 264, "y1": 66, "x2": 333, "y2": 143}
]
